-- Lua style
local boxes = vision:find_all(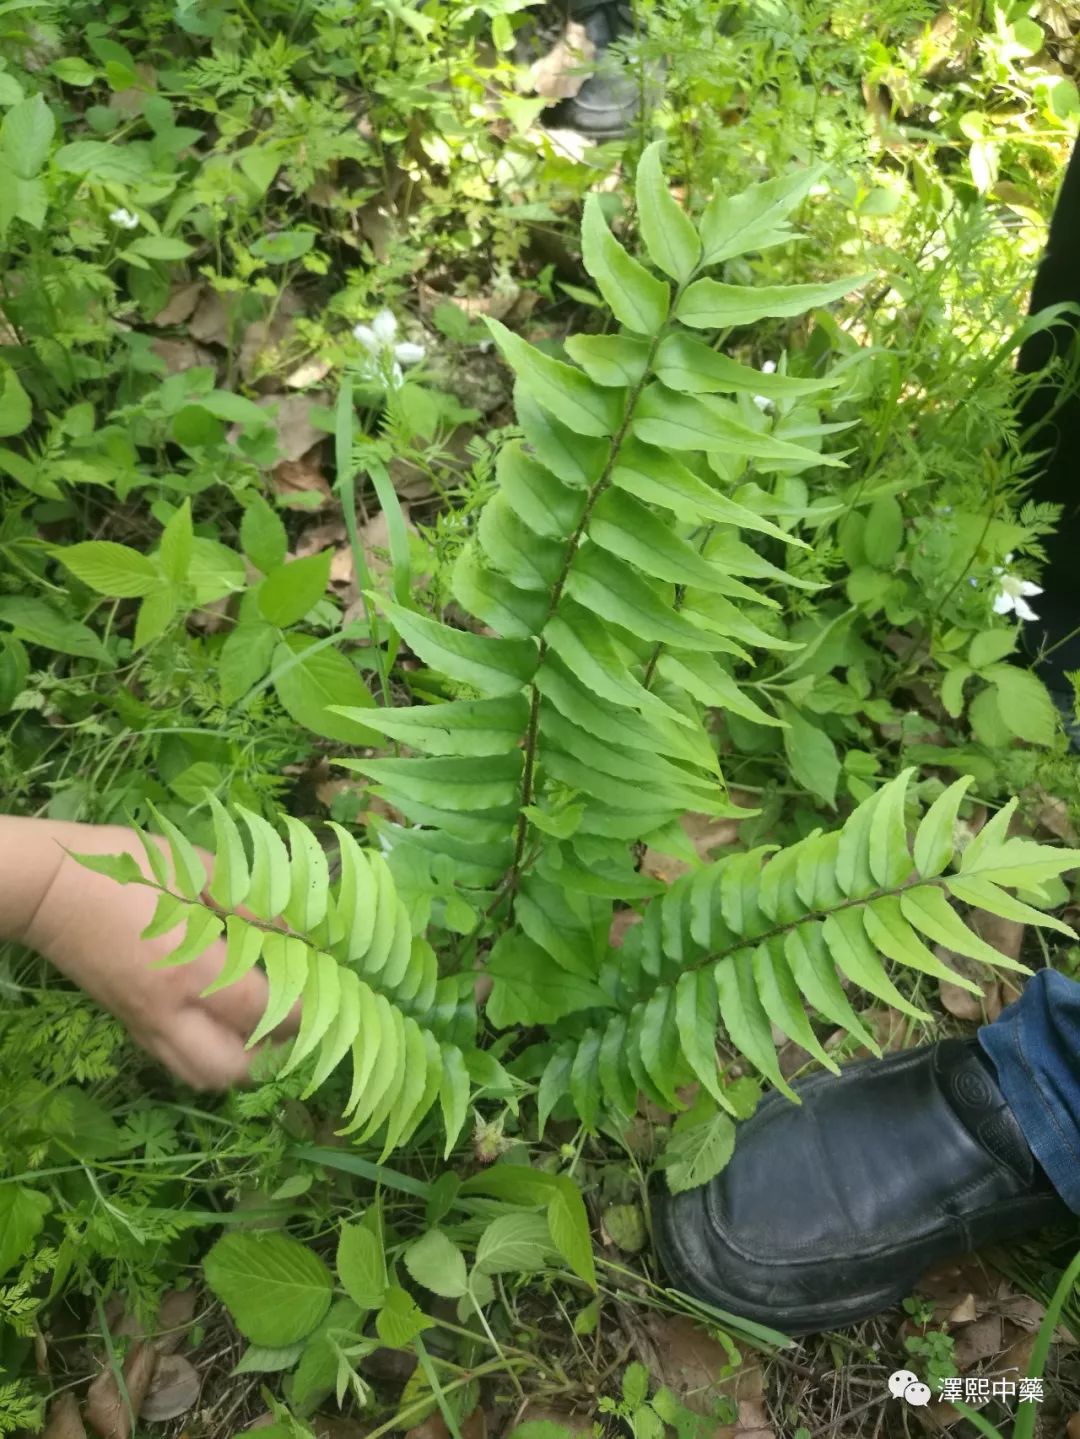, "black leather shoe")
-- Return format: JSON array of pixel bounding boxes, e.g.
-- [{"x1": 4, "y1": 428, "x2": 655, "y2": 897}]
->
[
  {"x1": 652, "y1": 1040, "x2": 1072, "y2": 1335},
  {"x1": 546, "y1": 1, "x2": 642, "y2": 139}
]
